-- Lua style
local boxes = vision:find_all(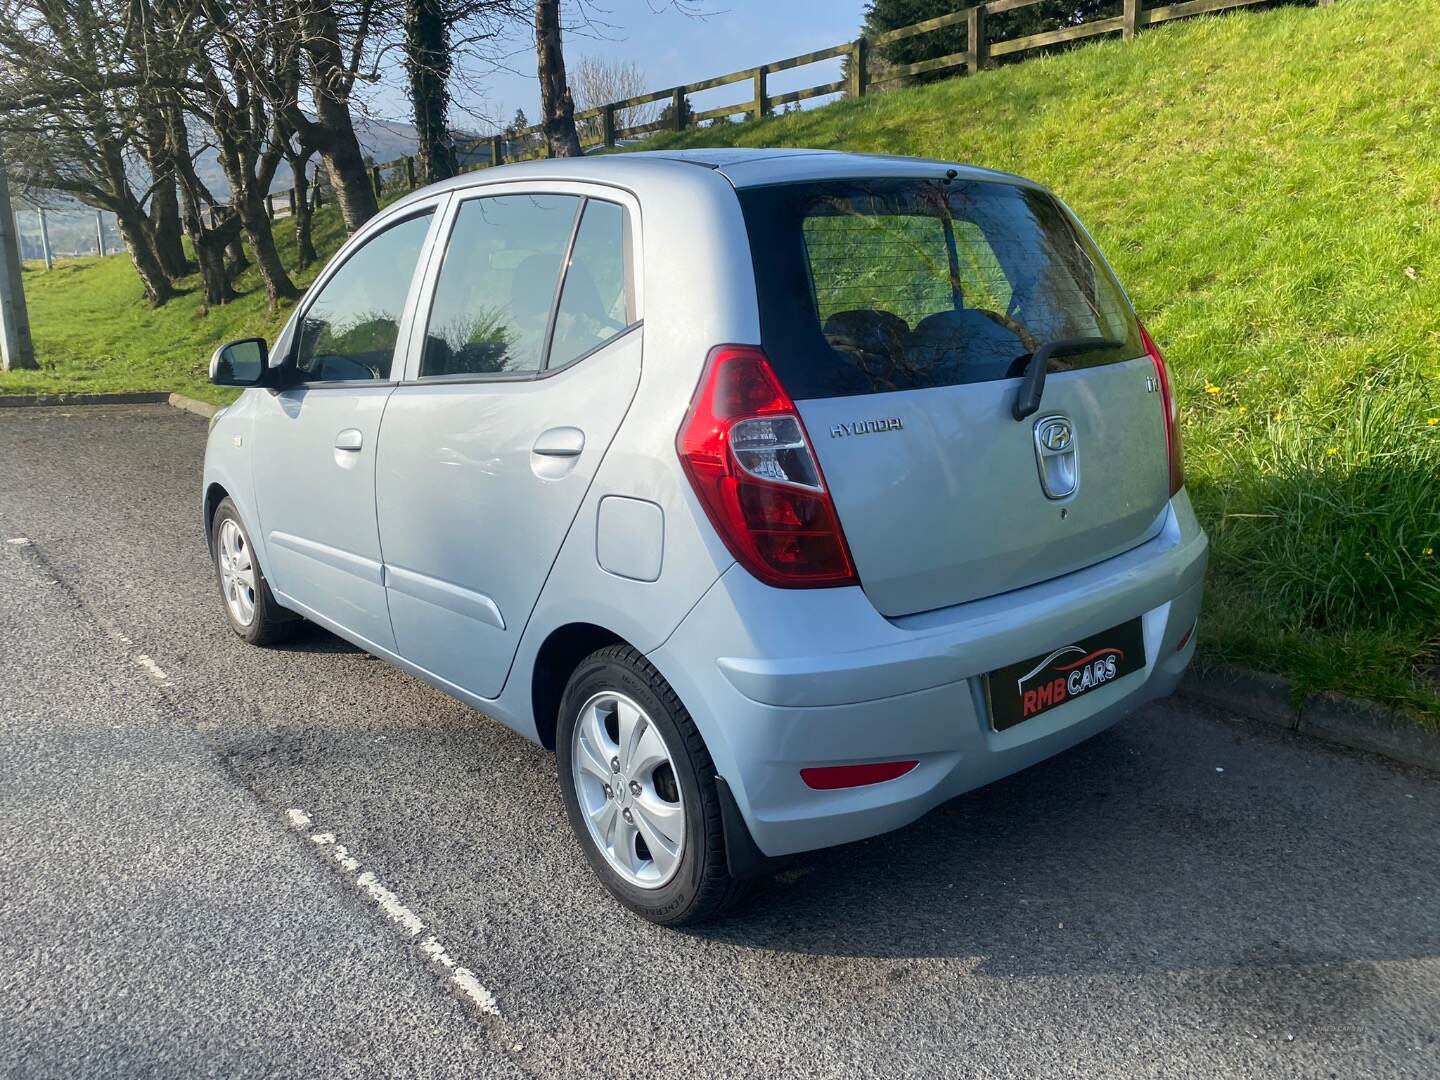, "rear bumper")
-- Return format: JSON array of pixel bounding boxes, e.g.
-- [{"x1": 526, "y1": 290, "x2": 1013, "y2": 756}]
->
[{"x1": 647, "y1": 491, "x2": 1209, "y2": 858}]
